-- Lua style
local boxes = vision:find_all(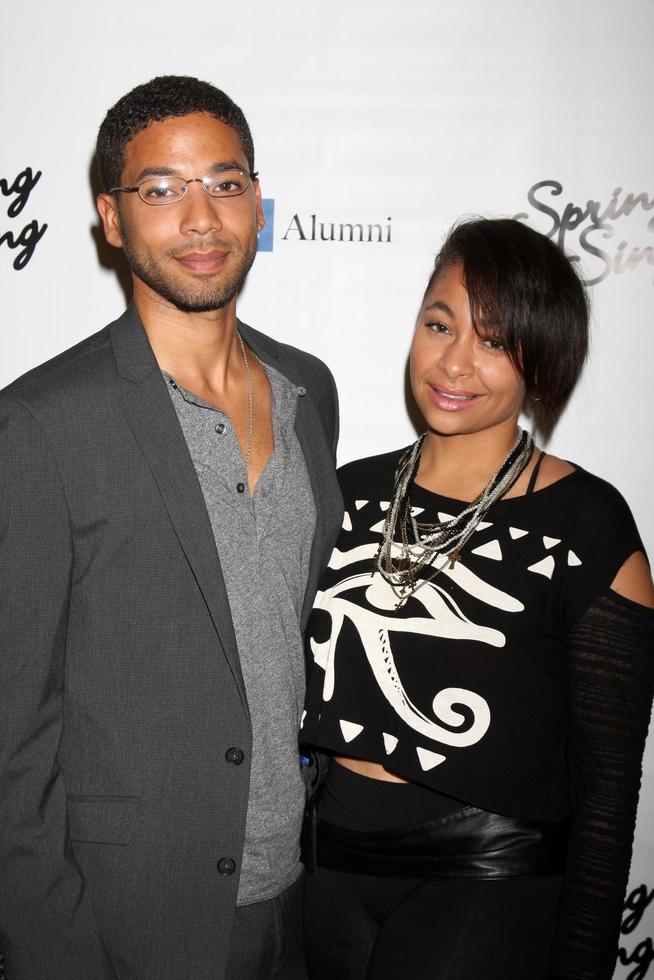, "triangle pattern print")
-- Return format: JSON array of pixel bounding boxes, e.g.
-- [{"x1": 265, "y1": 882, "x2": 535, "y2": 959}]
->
[
  {"x1": 383, "y1": 732, "x2": 399, "y2": 755},
  {"x1": 510, "y1": 527, "x2": 528, "y2": 539},
  {"x1": 416, "y1": 746, "x2": 447, "y2": 770},
  {"x1": 528, "y1": 555, "x2": 555, "y2": 579},
  {"x1": 340, "y1": 720, "x2": 364, "y2": 743},
  {"x1": 471, "y1": 539, "x2": 503, "y2": 561}
]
